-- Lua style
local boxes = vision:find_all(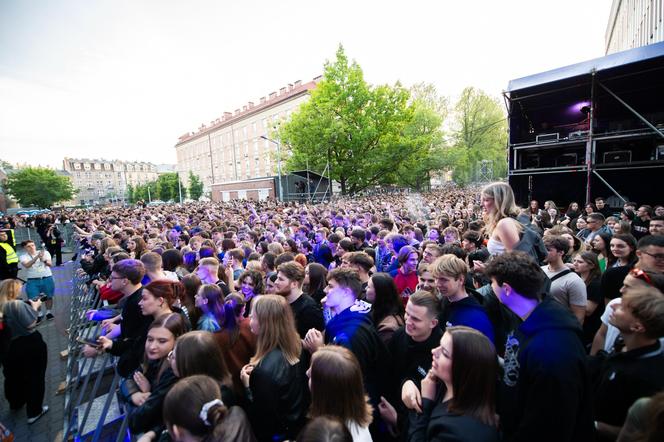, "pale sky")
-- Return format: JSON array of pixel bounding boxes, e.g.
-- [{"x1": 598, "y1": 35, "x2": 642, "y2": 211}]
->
[{"x1": 0, "y1": 0, "x2": 613, "y2": 169}]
